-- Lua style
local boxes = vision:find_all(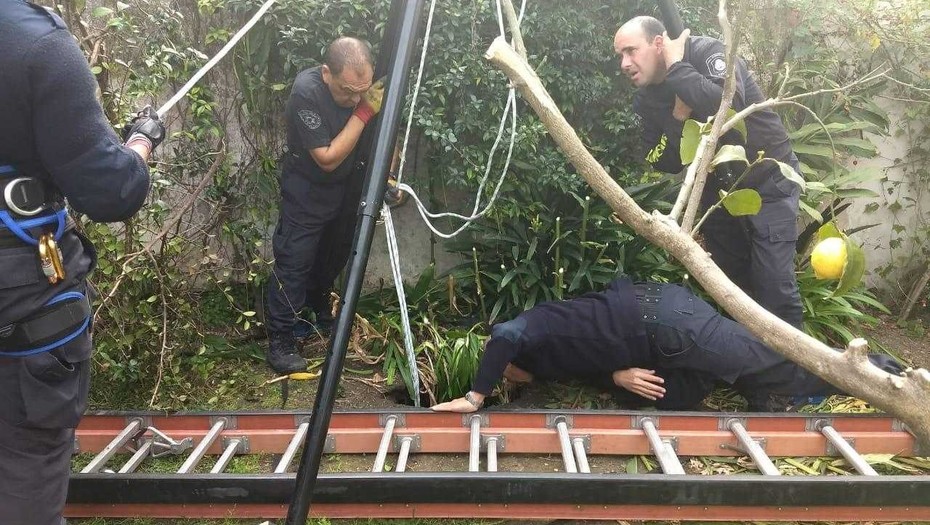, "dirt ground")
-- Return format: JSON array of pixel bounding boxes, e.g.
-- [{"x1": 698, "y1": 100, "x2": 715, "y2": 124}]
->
[{"x1": 863, "y1": 313, "x2": 930, "y2": 369}]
